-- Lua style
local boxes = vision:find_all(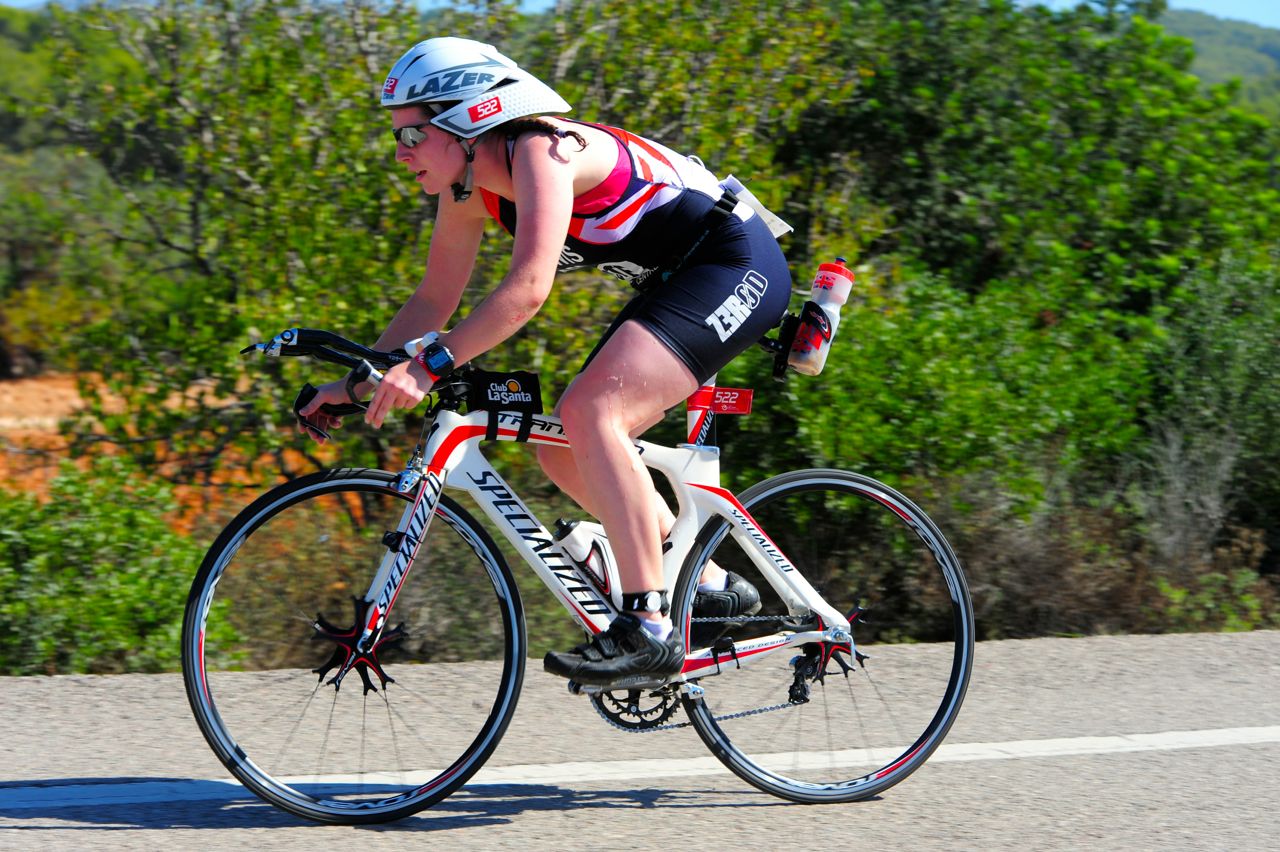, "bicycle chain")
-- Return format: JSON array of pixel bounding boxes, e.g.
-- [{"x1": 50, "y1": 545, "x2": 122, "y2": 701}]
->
[
  {"x1": 589, "y1": 615, "x2": 817, "y2": 733},
  {"x1": 591, "y1": 691, "x2": 800, "y2": 733},
  {"x1": 688, "y1": 614, "x2": 785, "y2": 622}
]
